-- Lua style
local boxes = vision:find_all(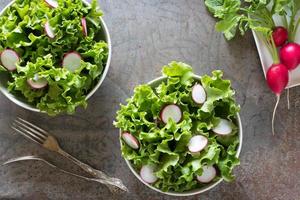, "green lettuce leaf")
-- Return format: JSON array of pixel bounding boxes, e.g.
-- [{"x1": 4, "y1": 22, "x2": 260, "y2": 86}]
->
[{"x1": 114, "y1": 62, "x2": 240, "y2": 192}]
